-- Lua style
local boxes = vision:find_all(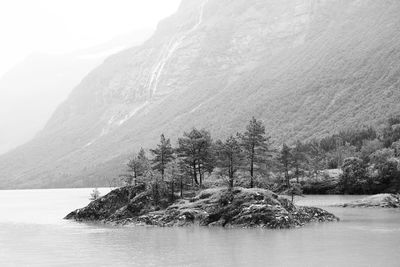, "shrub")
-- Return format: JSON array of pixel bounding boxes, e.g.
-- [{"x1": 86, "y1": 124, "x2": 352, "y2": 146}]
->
[{"x1": 89, "y1": 188, "x2": 101, "y2": 201}]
